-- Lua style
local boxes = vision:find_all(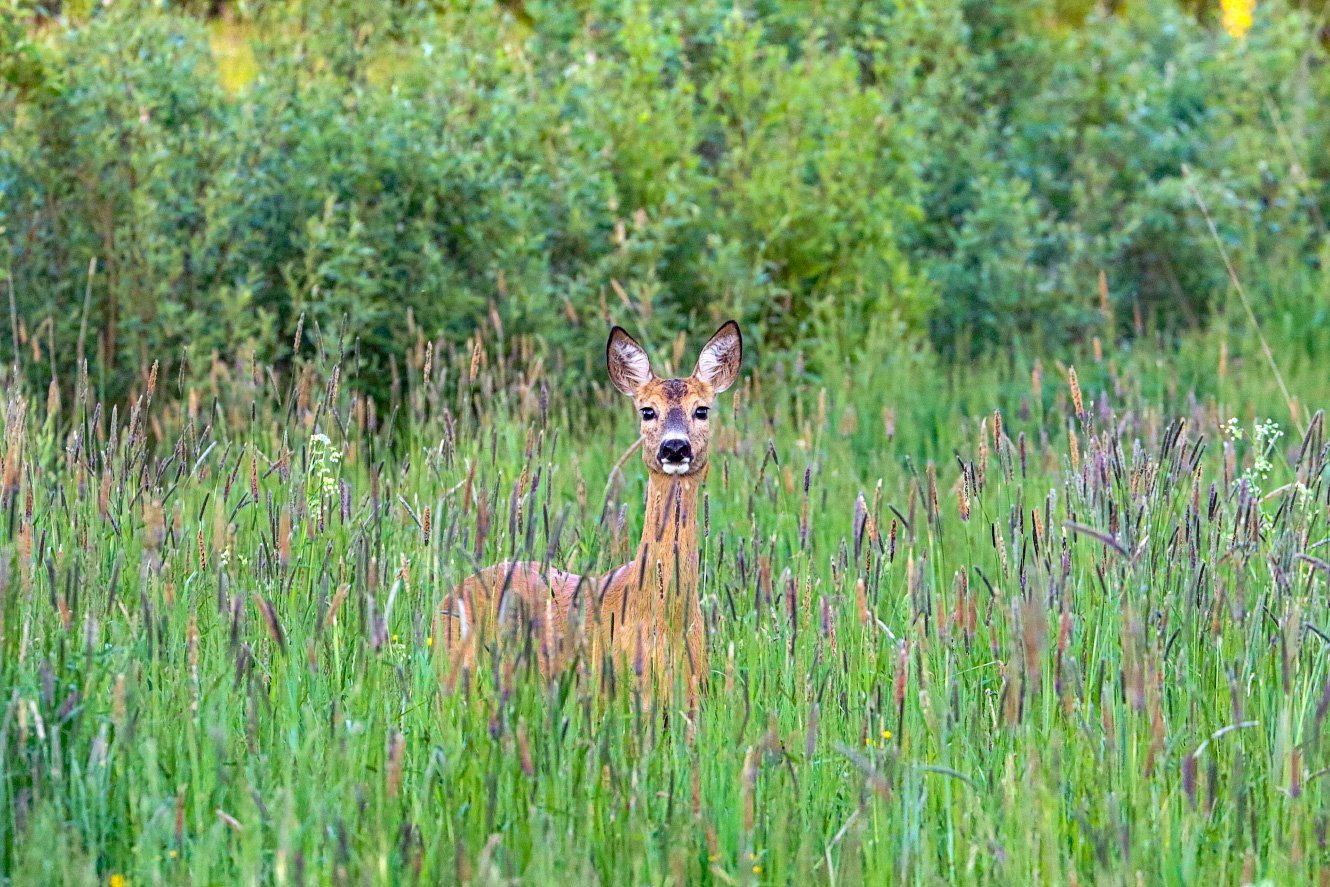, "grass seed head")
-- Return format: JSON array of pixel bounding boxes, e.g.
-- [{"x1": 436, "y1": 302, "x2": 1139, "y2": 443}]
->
[{"x1": 1068, "y1": 366, "x2": 1084, "y2": 419}]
